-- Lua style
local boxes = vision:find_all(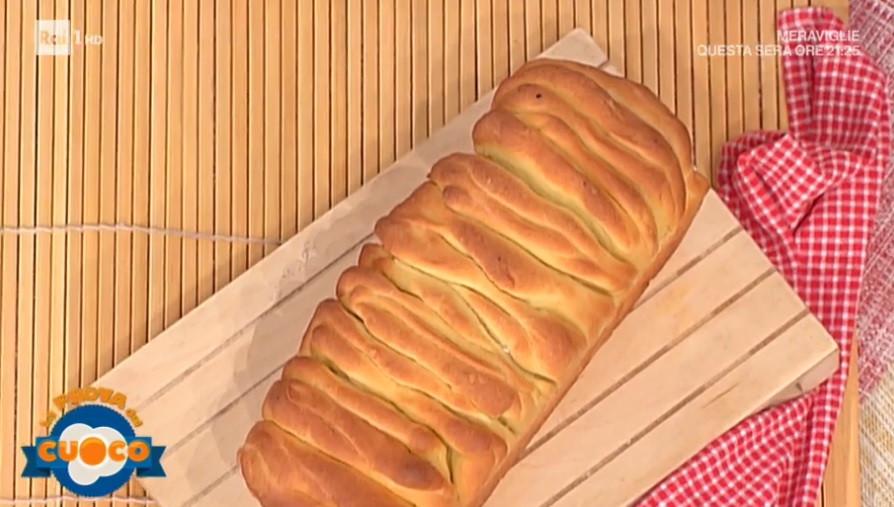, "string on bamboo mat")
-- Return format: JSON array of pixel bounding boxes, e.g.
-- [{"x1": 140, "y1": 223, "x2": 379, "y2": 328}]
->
[
  {"x1": 0, "y1": 497, "x2": 155, "y2": 505},
  {"x1": 0, "y1": 224, "x2": 282, "y2": 245}
]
